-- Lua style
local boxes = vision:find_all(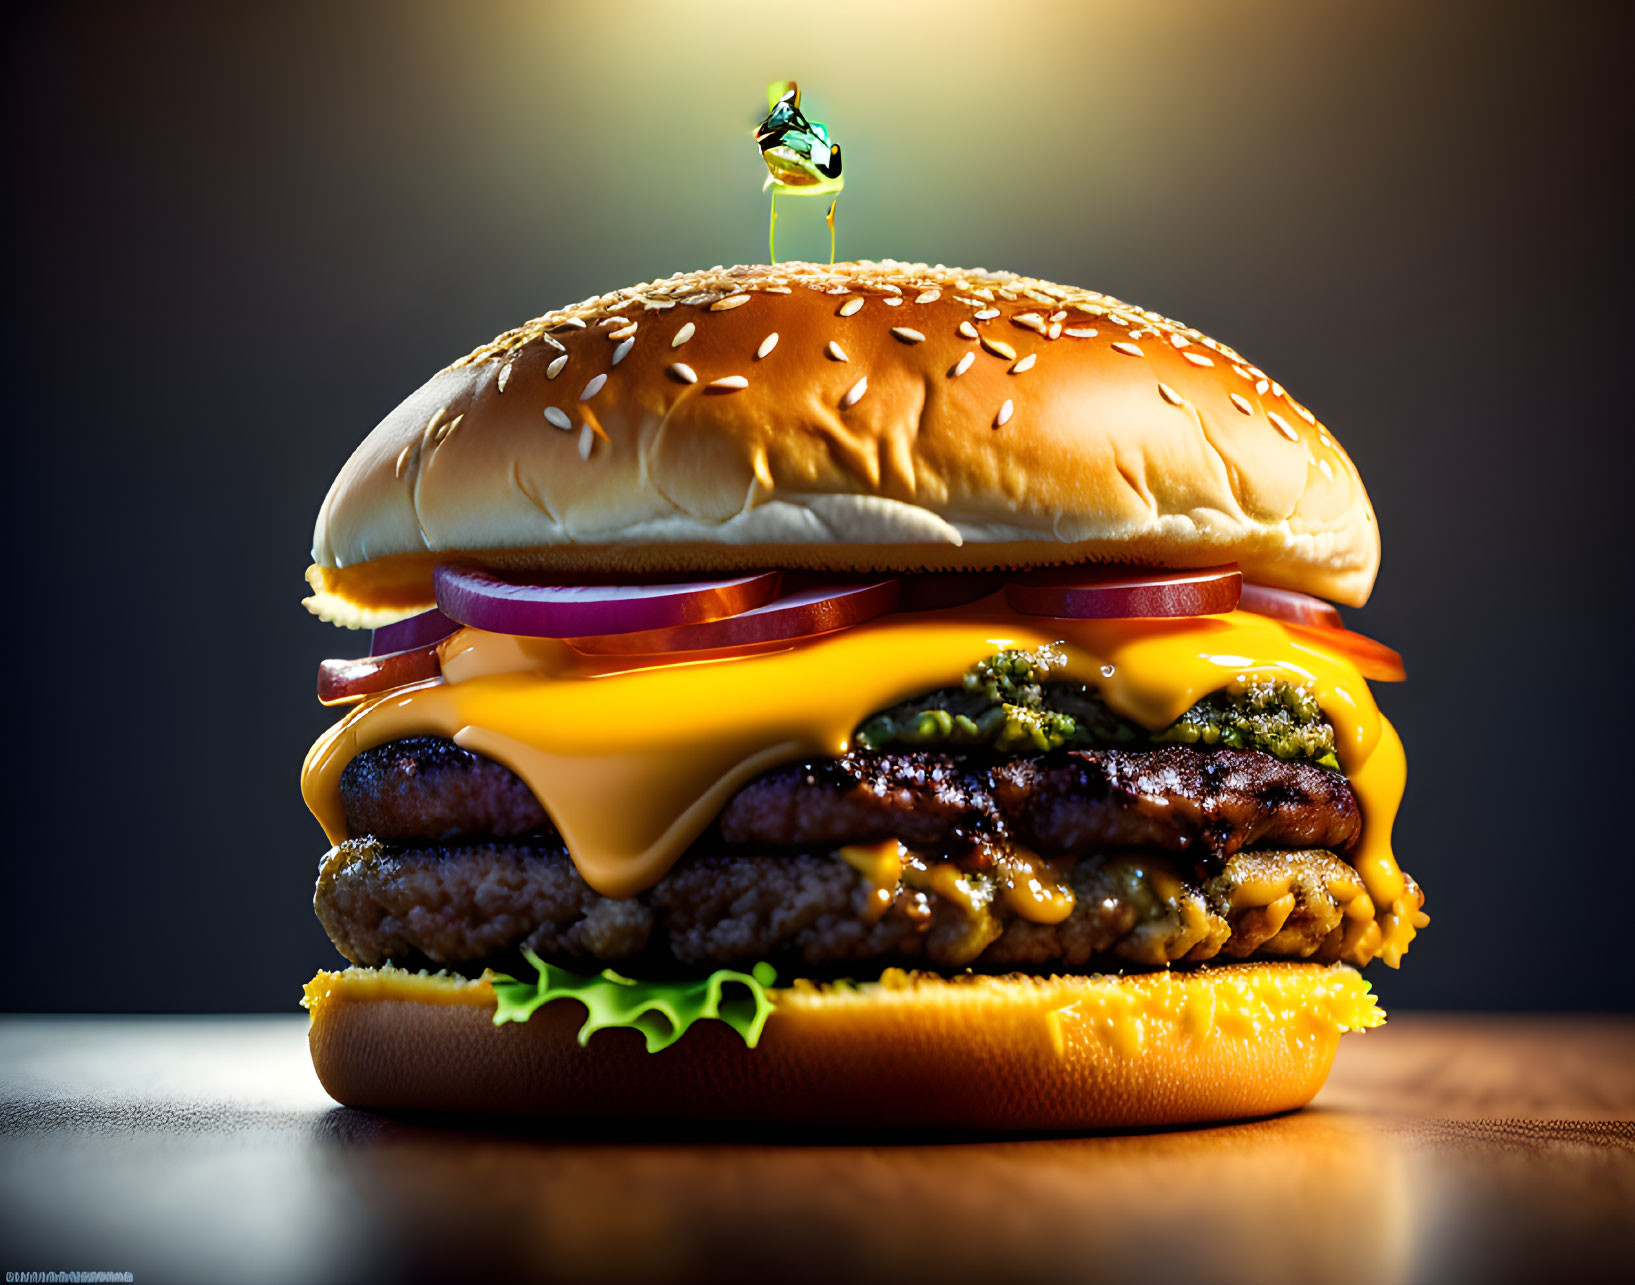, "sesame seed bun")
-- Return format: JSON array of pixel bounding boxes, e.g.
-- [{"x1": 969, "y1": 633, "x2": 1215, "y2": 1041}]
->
[
  {"x1": 306, "y1": 262, "x2": 1378, "y2": 628},
  {"x1": 303, "y1": 961, "x2": 1382, "y2": 1129}
]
